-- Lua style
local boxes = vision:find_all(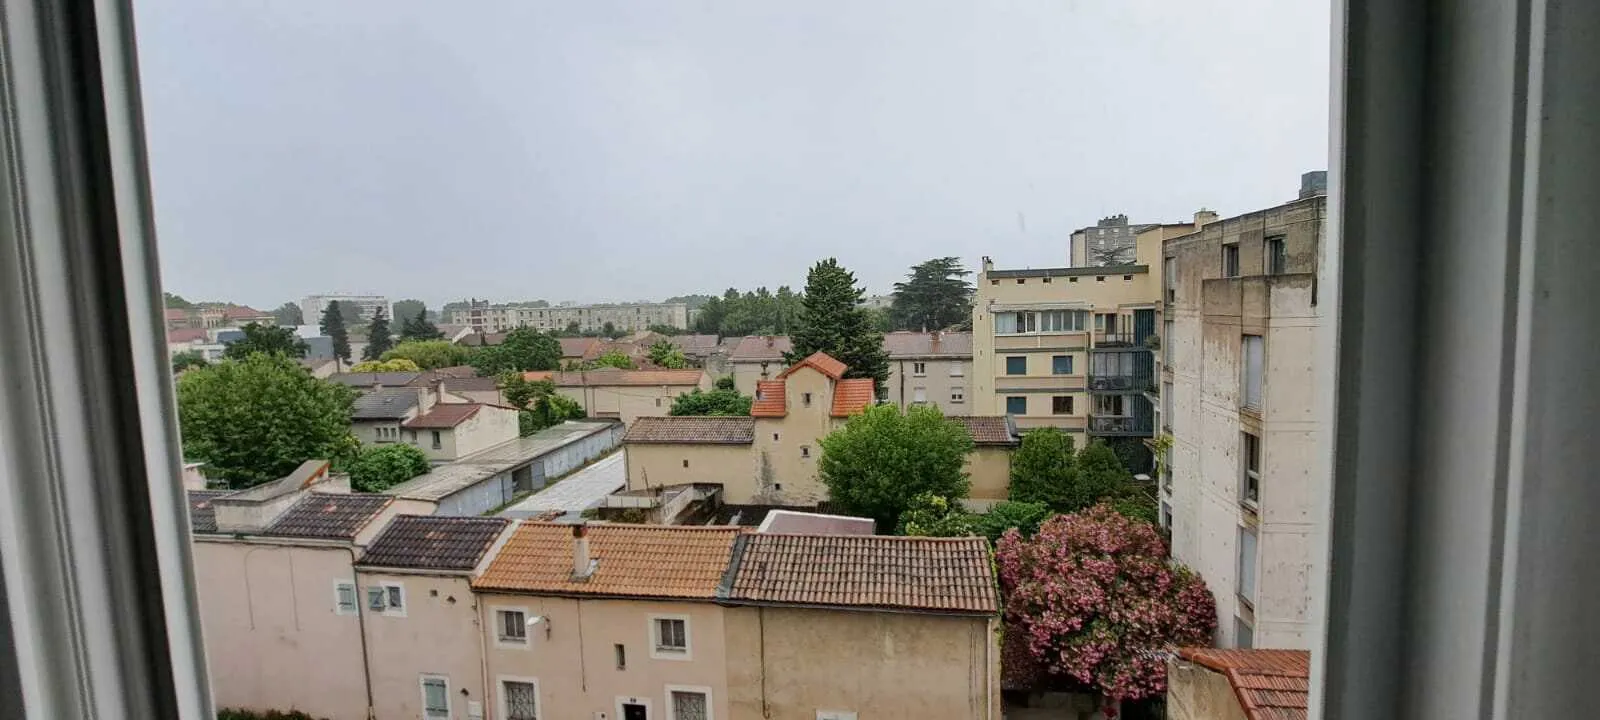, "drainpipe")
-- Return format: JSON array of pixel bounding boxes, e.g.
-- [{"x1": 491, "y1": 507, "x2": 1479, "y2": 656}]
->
[
  {"x1": 476, "y1": 590, "x2": 492, "y2": 720},
  {"x1": 342, "y1": 547, "x2": 377, "y2": 720}
]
